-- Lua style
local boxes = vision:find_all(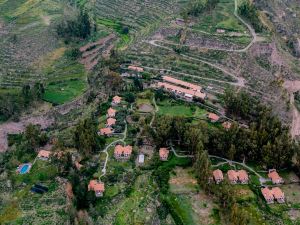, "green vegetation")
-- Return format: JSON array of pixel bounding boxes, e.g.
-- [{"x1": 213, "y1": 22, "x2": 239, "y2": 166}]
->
[
  {"x1": 238, "y1": 0, "x2": 263, "y2": 32},
  {"x1": 0, "y1": 83, "x2": 44, "y2": 121},
  {"x1": 43, "y1": 79, "x2": 87, "y2": 104},
  {"x1": 183, "y1": 0, "x2": 220, "y2": 17},
  {"x1": 57, "y1": 8, "x2": 92, "y2": 40},
  {"x1": 157, "y1": 99, "x2": 207, "y2": 118},
  {"x1": 191, "y1": 0, "x2": 248, "y2": 33},
  {"x1": 295, "y1": 91, "x2": 300, "y2": 111}
]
